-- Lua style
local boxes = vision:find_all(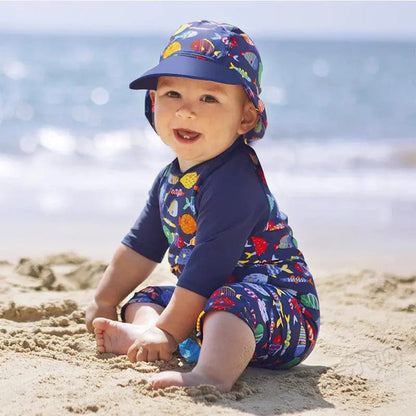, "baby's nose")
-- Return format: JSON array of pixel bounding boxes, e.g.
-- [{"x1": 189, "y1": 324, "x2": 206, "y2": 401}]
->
[{"x1": 176, "y1": 105, "x2": 195, "y2": 119}]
